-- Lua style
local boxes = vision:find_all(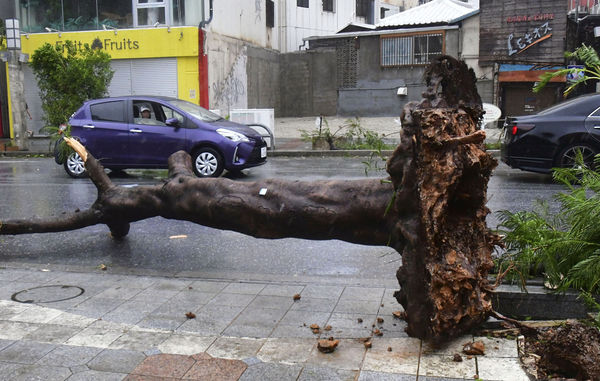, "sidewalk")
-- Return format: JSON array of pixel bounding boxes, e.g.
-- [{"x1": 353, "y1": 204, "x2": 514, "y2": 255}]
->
[
  {"x1": 0, "y1": 265, "x2": 528, "y2": 380},
  {"x1": 0, "y1": 117, "x2": 504, "y2": 157}
]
